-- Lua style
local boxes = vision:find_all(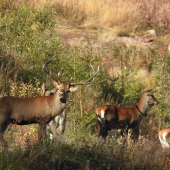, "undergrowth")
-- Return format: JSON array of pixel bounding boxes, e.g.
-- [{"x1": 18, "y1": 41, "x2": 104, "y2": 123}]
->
[
  {"x1": 0, "y1": 1, "x2": 170, "y2": 169},
  {"x1": 0, "y1": 134, "x2": 168, "y2": 170}
]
